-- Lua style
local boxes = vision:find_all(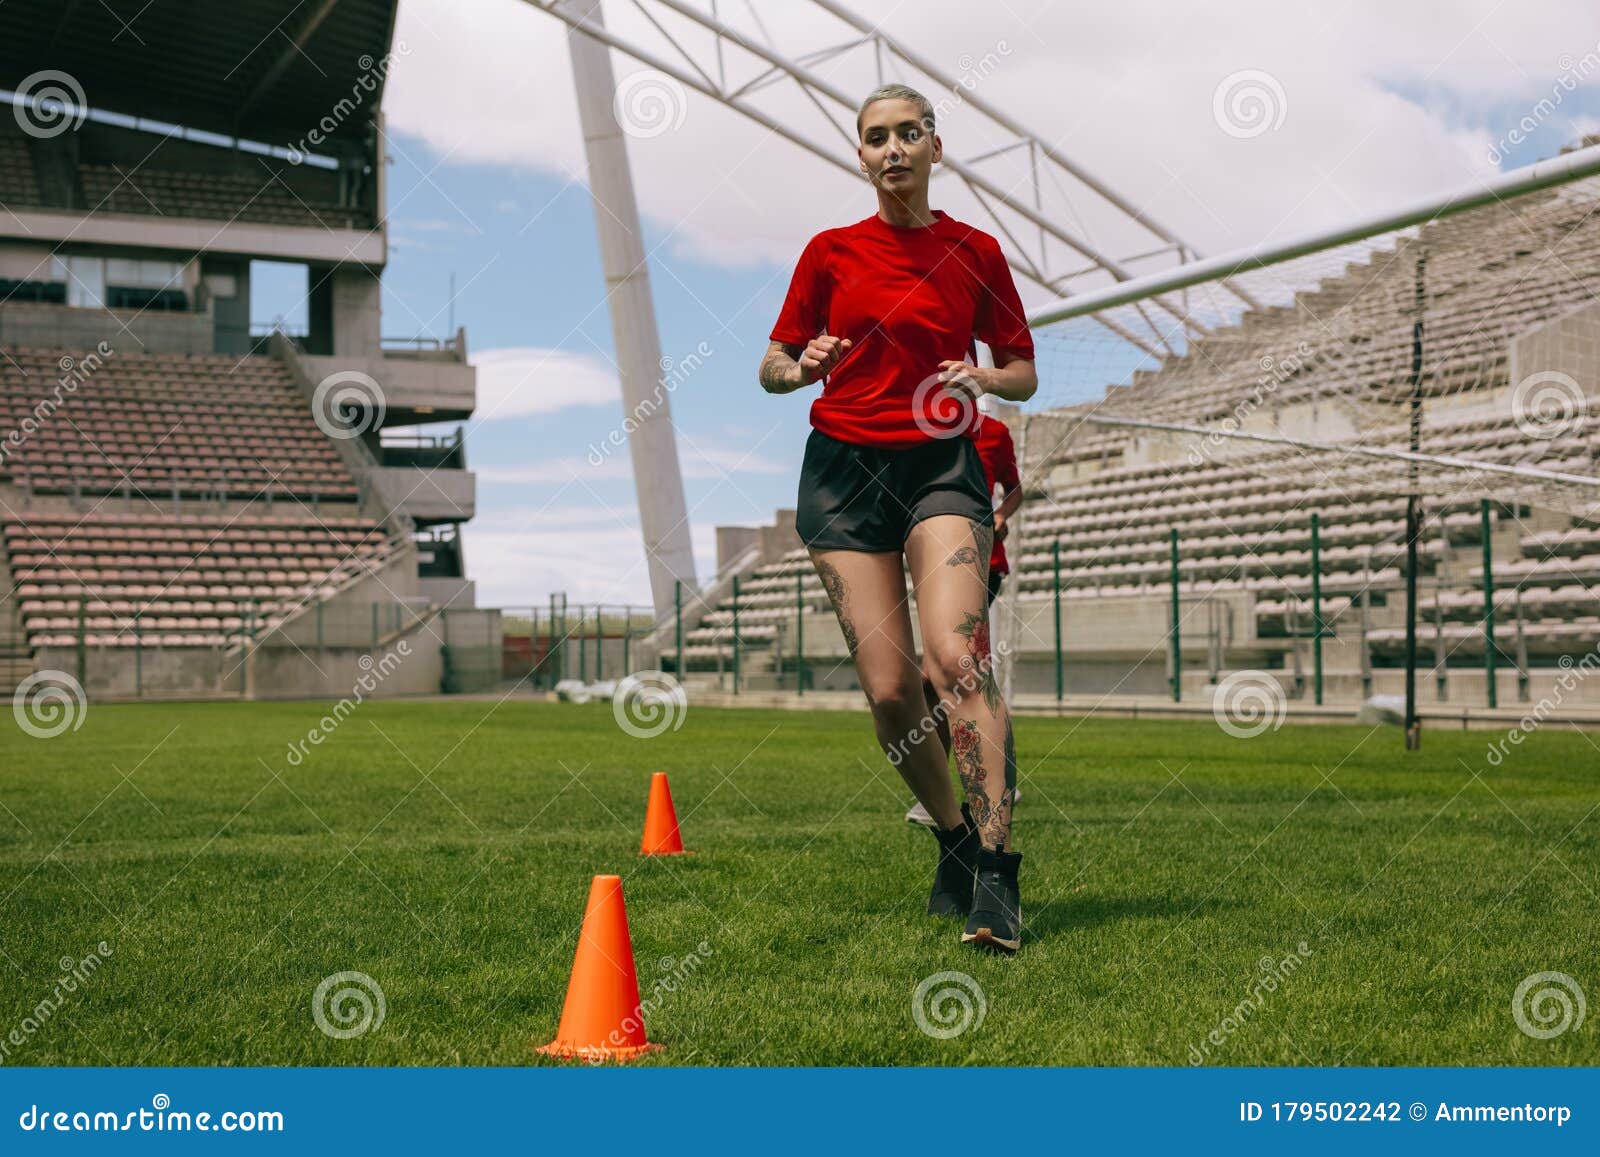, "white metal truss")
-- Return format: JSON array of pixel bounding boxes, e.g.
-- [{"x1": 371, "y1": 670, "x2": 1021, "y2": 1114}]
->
[{"x1": 529, "y1": 0, "x2": 1250, "y2": 357}]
